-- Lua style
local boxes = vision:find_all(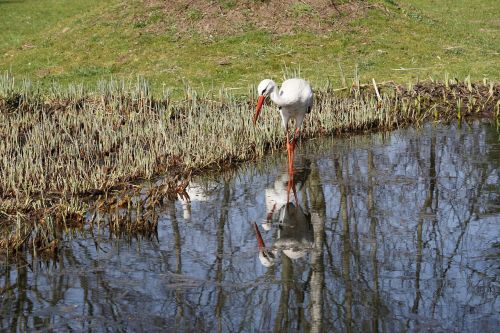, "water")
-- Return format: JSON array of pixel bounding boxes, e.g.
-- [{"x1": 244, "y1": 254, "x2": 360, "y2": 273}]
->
[{"x1": 1, "y1": 121, "x2": 499, "y2": 332}]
